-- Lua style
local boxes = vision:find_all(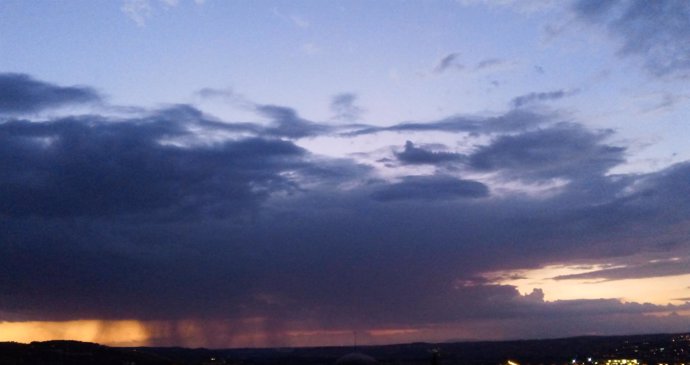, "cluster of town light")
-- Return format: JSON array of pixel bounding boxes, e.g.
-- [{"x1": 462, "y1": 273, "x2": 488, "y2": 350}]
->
[
  {"x1": 604, "y1": 360, "x2": 639, "y2": 365},
  {"x1": 507, "y1": 359, "x2": 690, "y2": 365}
]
